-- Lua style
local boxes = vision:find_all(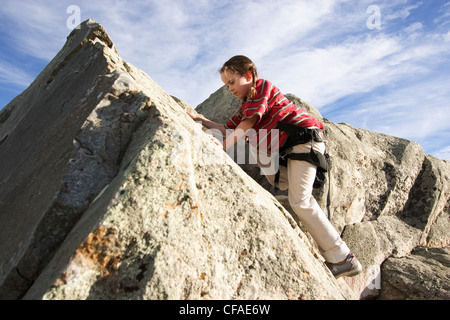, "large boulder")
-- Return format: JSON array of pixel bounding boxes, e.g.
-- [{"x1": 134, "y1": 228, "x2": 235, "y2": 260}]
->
[{"x1": 0, "y1": 20, "x2": 355, "y2": 300}]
